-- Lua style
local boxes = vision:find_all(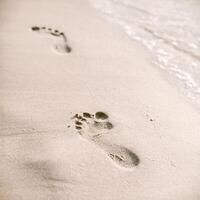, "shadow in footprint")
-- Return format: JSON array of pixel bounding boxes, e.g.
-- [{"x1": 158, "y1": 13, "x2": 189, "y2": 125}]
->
[
  {"x1": 31, "y1": 26, "x2": 71, "y2": 54},
  {"x1": 71, "y1": 111, "x2": 140, "y2": 169}
]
